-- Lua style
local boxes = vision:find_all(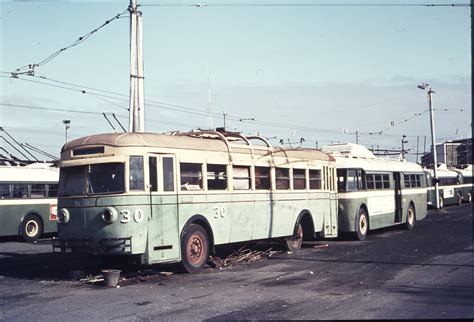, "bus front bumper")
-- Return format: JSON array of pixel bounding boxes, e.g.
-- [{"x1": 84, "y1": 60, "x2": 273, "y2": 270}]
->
[{"x1": 52, "y1": 237, "x2": 132, "y2": 255}]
